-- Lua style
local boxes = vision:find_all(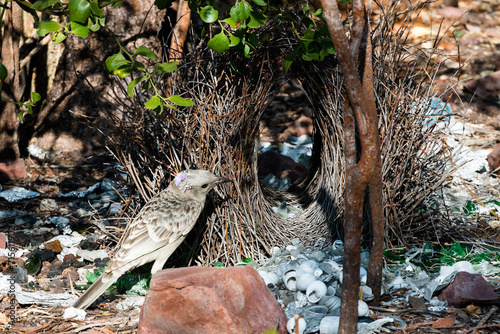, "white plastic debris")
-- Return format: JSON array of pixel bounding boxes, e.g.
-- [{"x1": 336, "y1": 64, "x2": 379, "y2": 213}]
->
[
  {"x1": 287, "y1": 316, "x2": 306, "y2": 334},
  {"x1": 63, "y1": 307, "x2": 86, "y2": 321},
  {"x1": 115, "y1": 296, "x2": 145, "y2": 311},
  {"x1": 0, "y1": 187, "x2": 40, "y2": 202},
  {"x1": 75, "y1": 249, "x2": 109, "y2": 262},
  {"x1": 27, "y1": 144, "x2": 49, "y2": 159},
  {"x1": 47, "y1": 233, "x2": 86, "y2": 248},
  {"x1": 358, "y1": 317, "x2": 399, "y2": 334},
  {"x1": 319, "y1": 316, "x2": 339, "y2": 334},
  {"x1": 16, "y1": 290, "x2": 77, "y2": 307},
  {"x1": 57, "y1": 182, "x2": 100, "y2": 198}
]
